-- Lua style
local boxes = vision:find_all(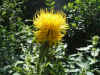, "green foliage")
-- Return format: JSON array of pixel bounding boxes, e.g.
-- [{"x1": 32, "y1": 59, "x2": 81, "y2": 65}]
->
[
  {"x1": 0, "y1": 0, "x2": 100, "y2": 75},
  {"x1": 63, "y1": 0, "x2": 100, "y2": 36},
  {"x1": 45, "y1": 0, "x2": 55, "y2": 9}
]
